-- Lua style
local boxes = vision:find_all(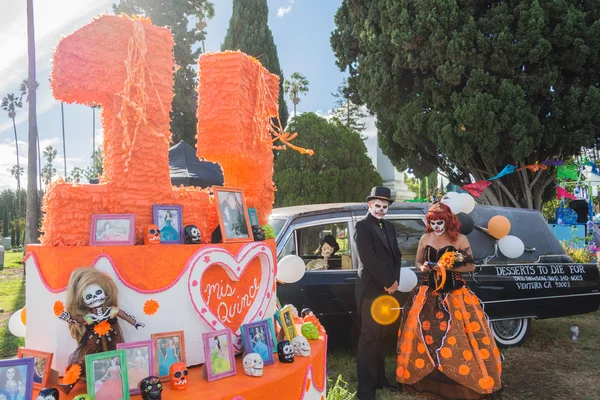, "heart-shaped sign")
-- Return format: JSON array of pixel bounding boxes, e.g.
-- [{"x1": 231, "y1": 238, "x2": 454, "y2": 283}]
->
[{"x1": 187, "y1": 242, "x2": 275, "y2": 351}]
